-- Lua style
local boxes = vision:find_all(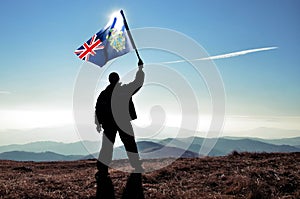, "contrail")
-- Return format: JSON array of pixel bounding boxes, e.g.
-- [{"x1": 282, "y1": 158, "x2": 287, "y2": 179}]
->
[{"x1": 158, "y1": 46, "x2": 278, "y2": 64}]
